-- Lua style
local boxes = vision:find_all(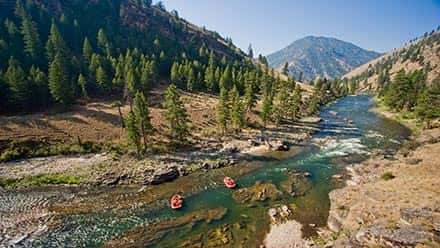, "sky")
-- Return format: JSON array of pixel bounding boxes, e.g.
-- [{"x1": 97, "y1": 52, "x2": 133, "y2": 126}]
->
[{"x1": 157, "y1": 0, "x2": 440, "y2": 55}]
